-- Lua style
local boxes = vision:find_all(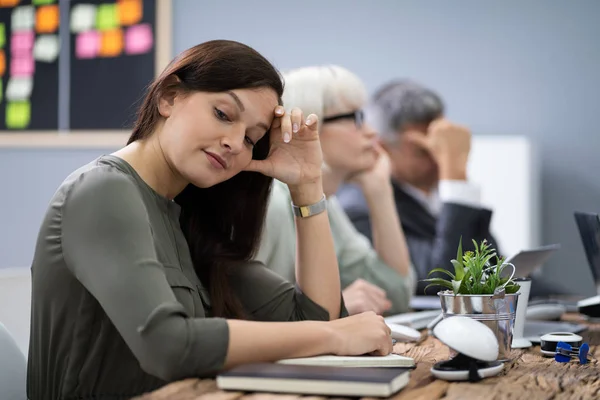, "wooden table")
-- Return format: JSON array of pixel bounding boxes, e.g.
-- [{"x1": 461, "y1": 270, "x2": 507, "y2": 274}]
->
[{"x1": 134, "y1": 315, "x2": 599, "y2": 400}]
